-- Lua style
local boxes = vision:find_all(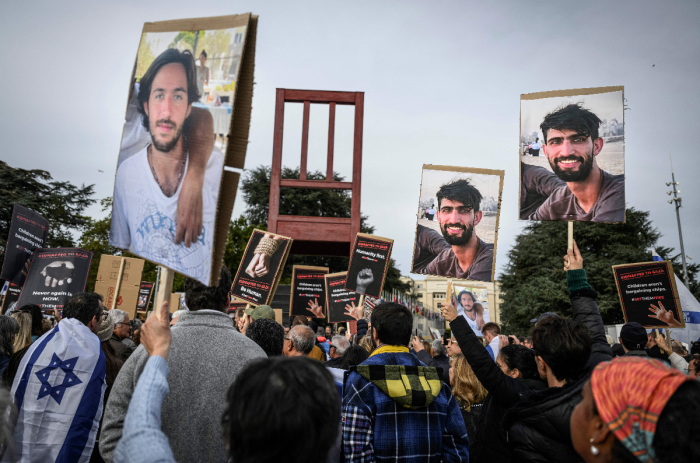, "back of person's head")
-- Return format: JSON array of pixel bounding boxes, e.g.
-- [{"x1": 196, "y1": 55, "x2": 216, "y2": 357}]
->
[
  {"x1": 482, "y1": 322, "x2": 500, "y2": 337},
  {"x1": 652, "y1": 381, "x2": 700, "y2": 463},
  {"x1": 18, "y1": 304, "x2": 43, "y2": 337},
  {"x1": 450, "y1": 353, "x2": 488, "y2": 411},
  {"x1": 0, "y1": 316, "x2": 19, "y2": 357},
  {"x1": 109, "y1": 309, "x2": 129, "y2": 326},
  {"x1": 359, "y1": 335, "x2": 374, "y2": 353},
  {"x1": 308, "y1": 319, "x2": 319, "y2": 334},
  {"x1": 292, "y1": 315, "x2": 308, "y2": 326},
  {"x1": 63, "y1": 292, "x2": 103, "y2": 326},
  {"x1": 223, "y1": 357, "x2": 340, "y2": 463},
  {"x1": 0, "y1": 386, "x2": 17, "y2": 461},
  {"x1": 339, "y1": 345, "x2": 369, "y2": 370},
  {"x1": 316, "y1": 327, "x2": 325, "y2": 337},
  {"x1": 498, "y1": 344, "x2": 540, "y2": 380},
  {"x1": 690, "y1": 341, "x2": 700, "y2": 356},
  {"x1": 11, "y1": 312, "x2": 32, "y2": 352},
  {"x1": 370, "y1": 302, "x2": 412, "y2": 346},
  {"x1": 619, "y1": 322, "x2": 647, "y2": 351},
  {"x1": 432, "y1": 339, "x2": 446, "y2": 356},
  {"x1": 289, "y1": 325, "x2": 315, "y2": 355},
  {"x1": 185, "y1": 266, "x2": 231, "y2": 312},
  {"x1": 338, "y1": 327, "x2": 347, "y2": 336},
  {"x1": 247, "y1": 318, "x2": 284, "y2": 357},
  {"x1": 611, "y1": 343, "x2": 625, "y2": 358},
  {"x1": 331, "y1": 335, "x2": 350, "y2": 356},
  {"x1": 688, "y1": 354, "x2": 700, "y2": 377},
  {"x1": 532, "y1": 315, "x2": 591, "y2": 382}
]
